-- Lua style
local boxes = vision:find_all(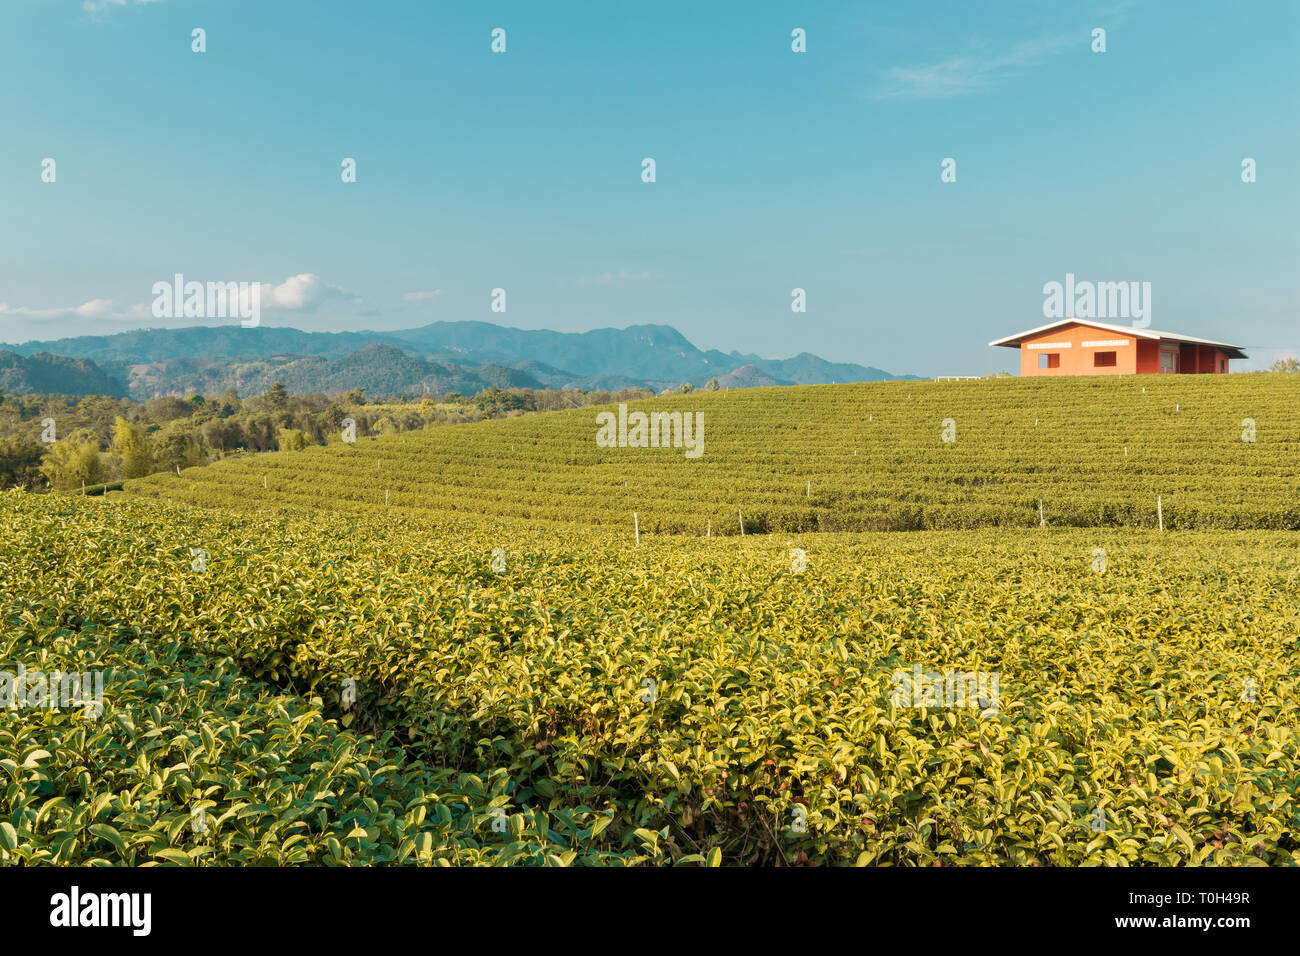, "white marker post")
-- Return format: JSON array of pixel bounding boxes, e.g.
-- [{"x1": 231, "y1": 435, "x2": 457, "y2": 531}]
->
[
  {"x1": 1039, "y1": 499, "x2": 1046, "y2": 528},
  {"x1": 1157, "y1": 495, "x2": 1164, "y2": 532},
  {"x1": 807, "y1": 480, "x2": 811, "y2": 499},
  {"x1": 634, "y1": 511, "x2": 640, "y2": 547},
  {"x1": 739, "y1": 509, "x2": 745, "y2": 536}
]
